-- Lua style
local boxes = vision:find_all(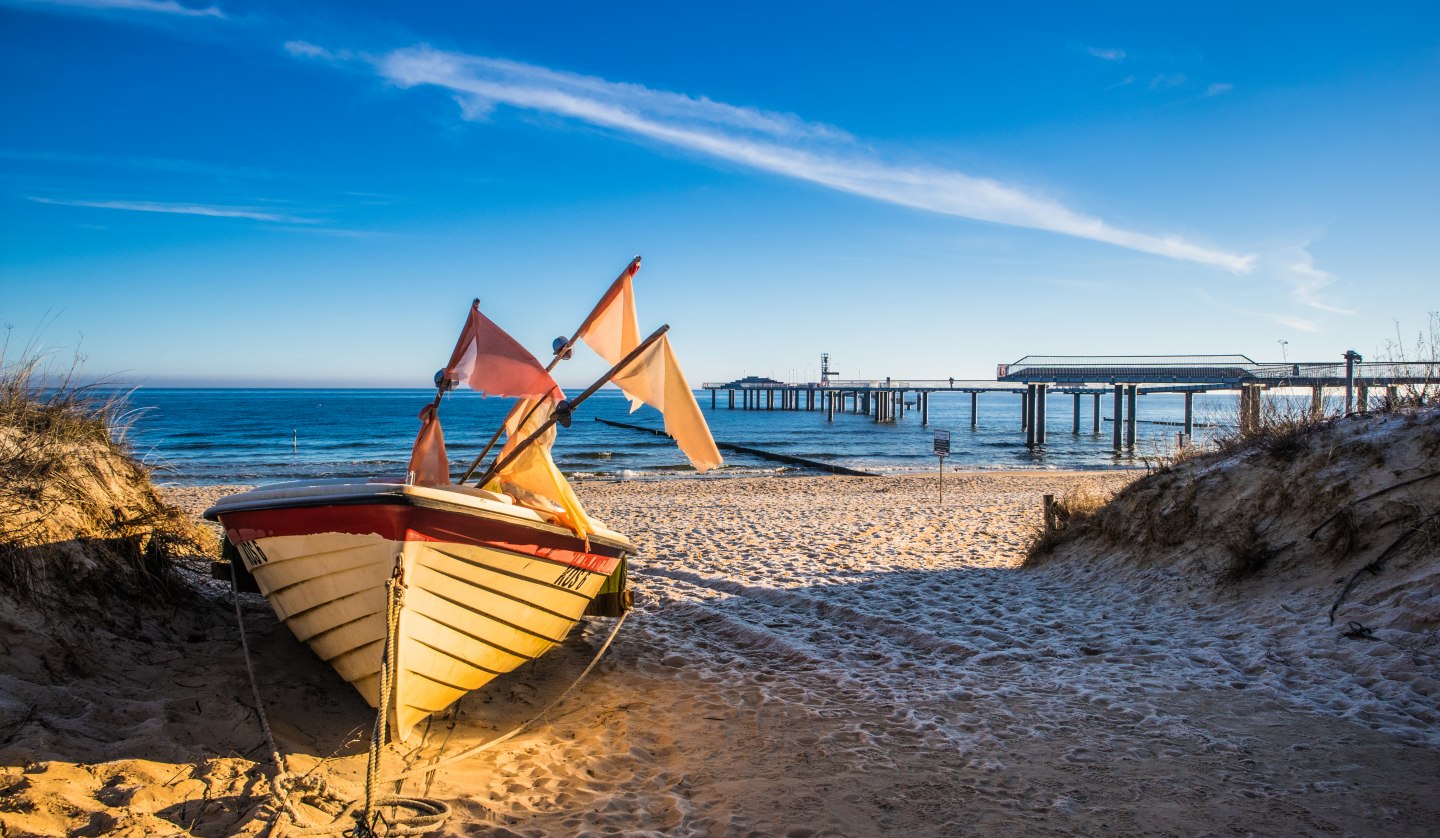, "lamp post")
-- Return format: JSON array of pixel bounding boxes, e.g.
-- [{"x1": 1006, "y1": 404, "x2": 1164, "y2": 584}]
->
[{"x1": 1277, "y1": 339, "x2": 1289, "y2": 364}]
